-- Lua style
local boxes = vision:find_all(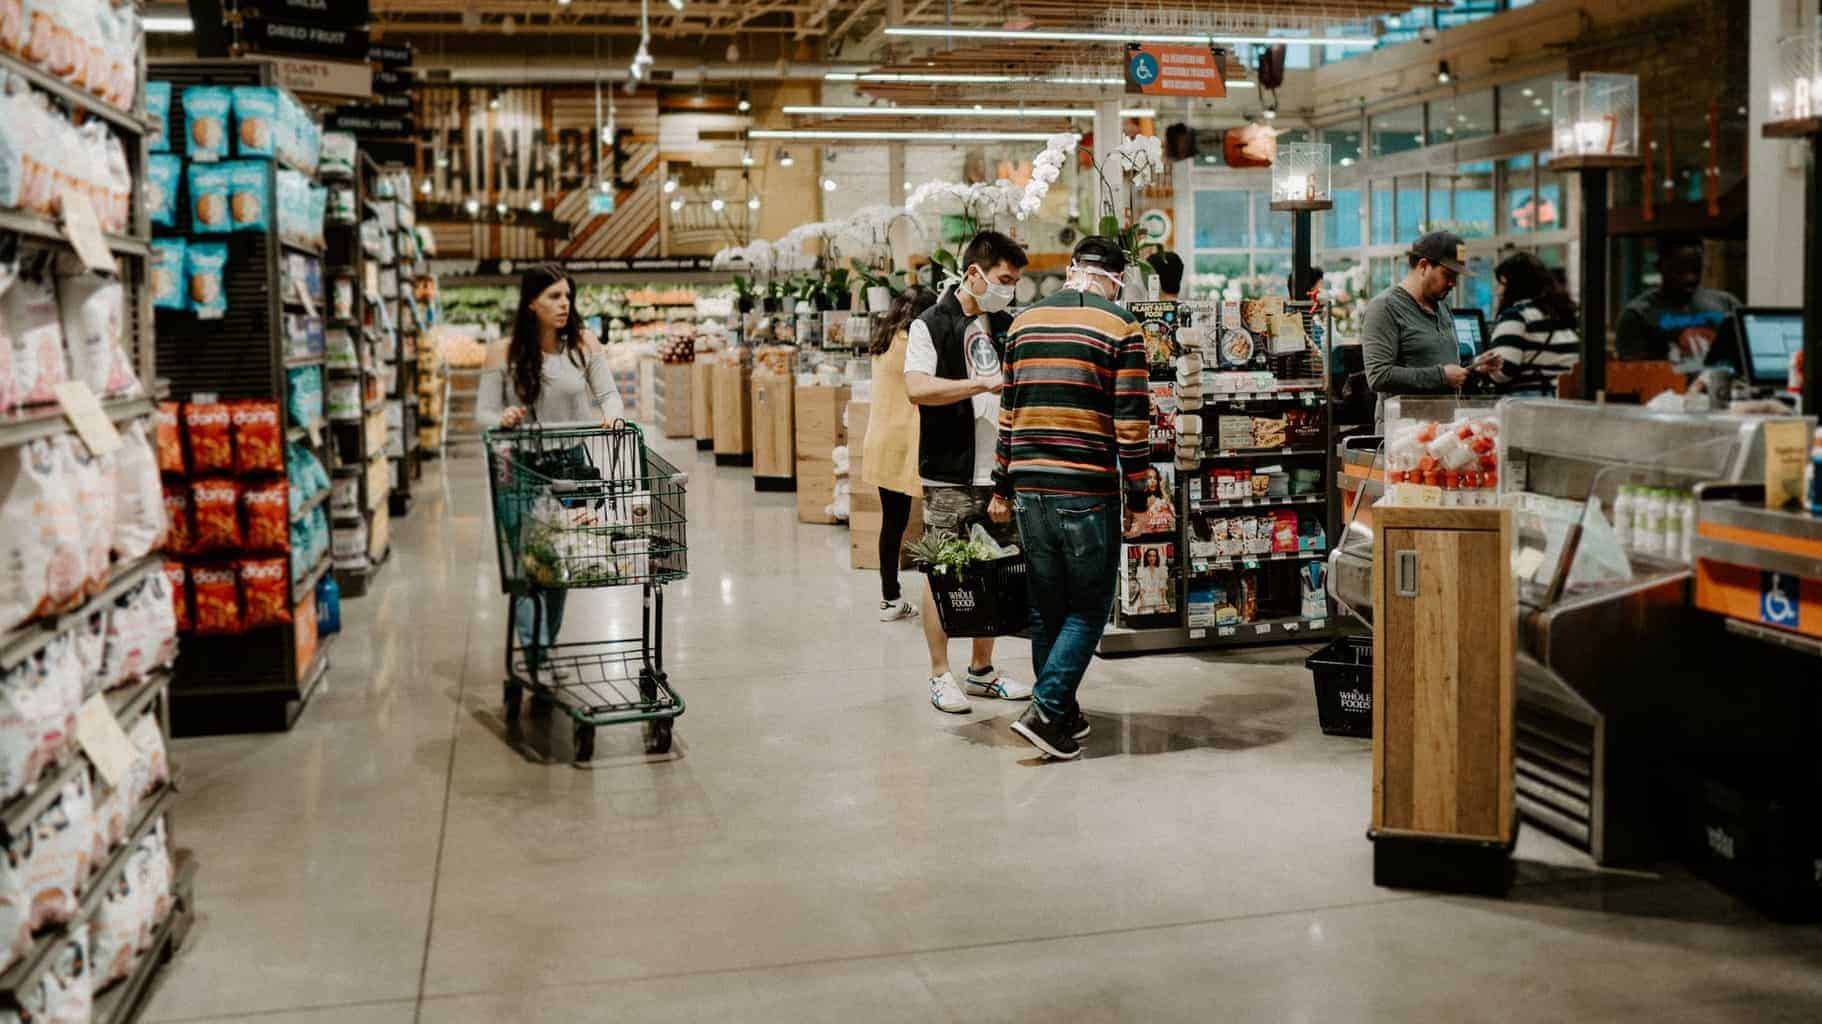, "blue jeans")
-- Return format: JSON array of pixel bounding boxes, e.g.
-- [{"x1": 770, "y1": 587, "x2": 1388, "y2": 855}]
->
[
  {"x1": 1013, "y1": 492, "x2": 1120, "y2": 720},
  {"x1": 515, "y1": 590, "x2": 567, "y2": 666}
]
